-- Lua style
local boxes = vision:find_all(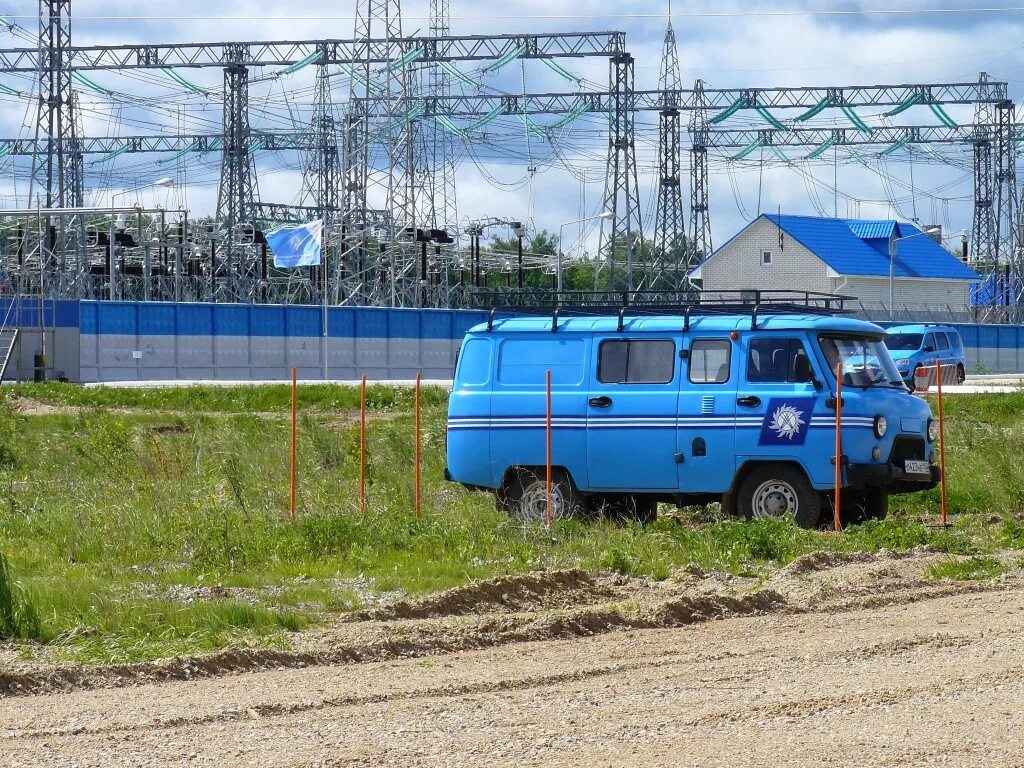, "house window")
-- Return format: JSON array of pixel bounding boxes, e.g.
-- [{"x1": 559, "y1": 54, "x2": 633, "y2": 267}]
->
[{"x1": 761, "y1": 251, "x2": 773, "y2": 266}]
